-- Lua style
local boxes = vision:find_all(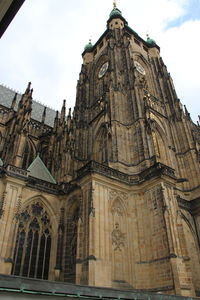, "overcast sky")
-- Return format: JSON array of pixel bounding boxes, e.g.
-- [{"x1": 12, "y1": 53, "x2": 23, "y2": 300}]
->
[{"x1": 0, "y1": 0, "x2": 200, "y2": 122}]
